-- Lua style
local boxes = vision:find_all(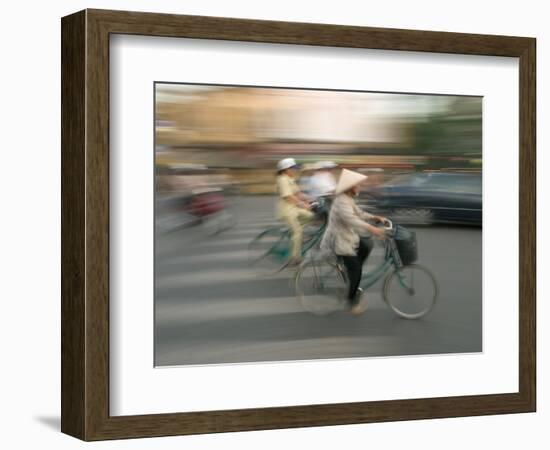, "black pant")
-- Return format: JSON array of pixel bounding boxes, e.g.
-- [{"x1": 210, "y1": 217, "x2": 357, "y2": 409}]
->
[{"x1": 340, "y1": 238, "x2": 373, "y2": 304}]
